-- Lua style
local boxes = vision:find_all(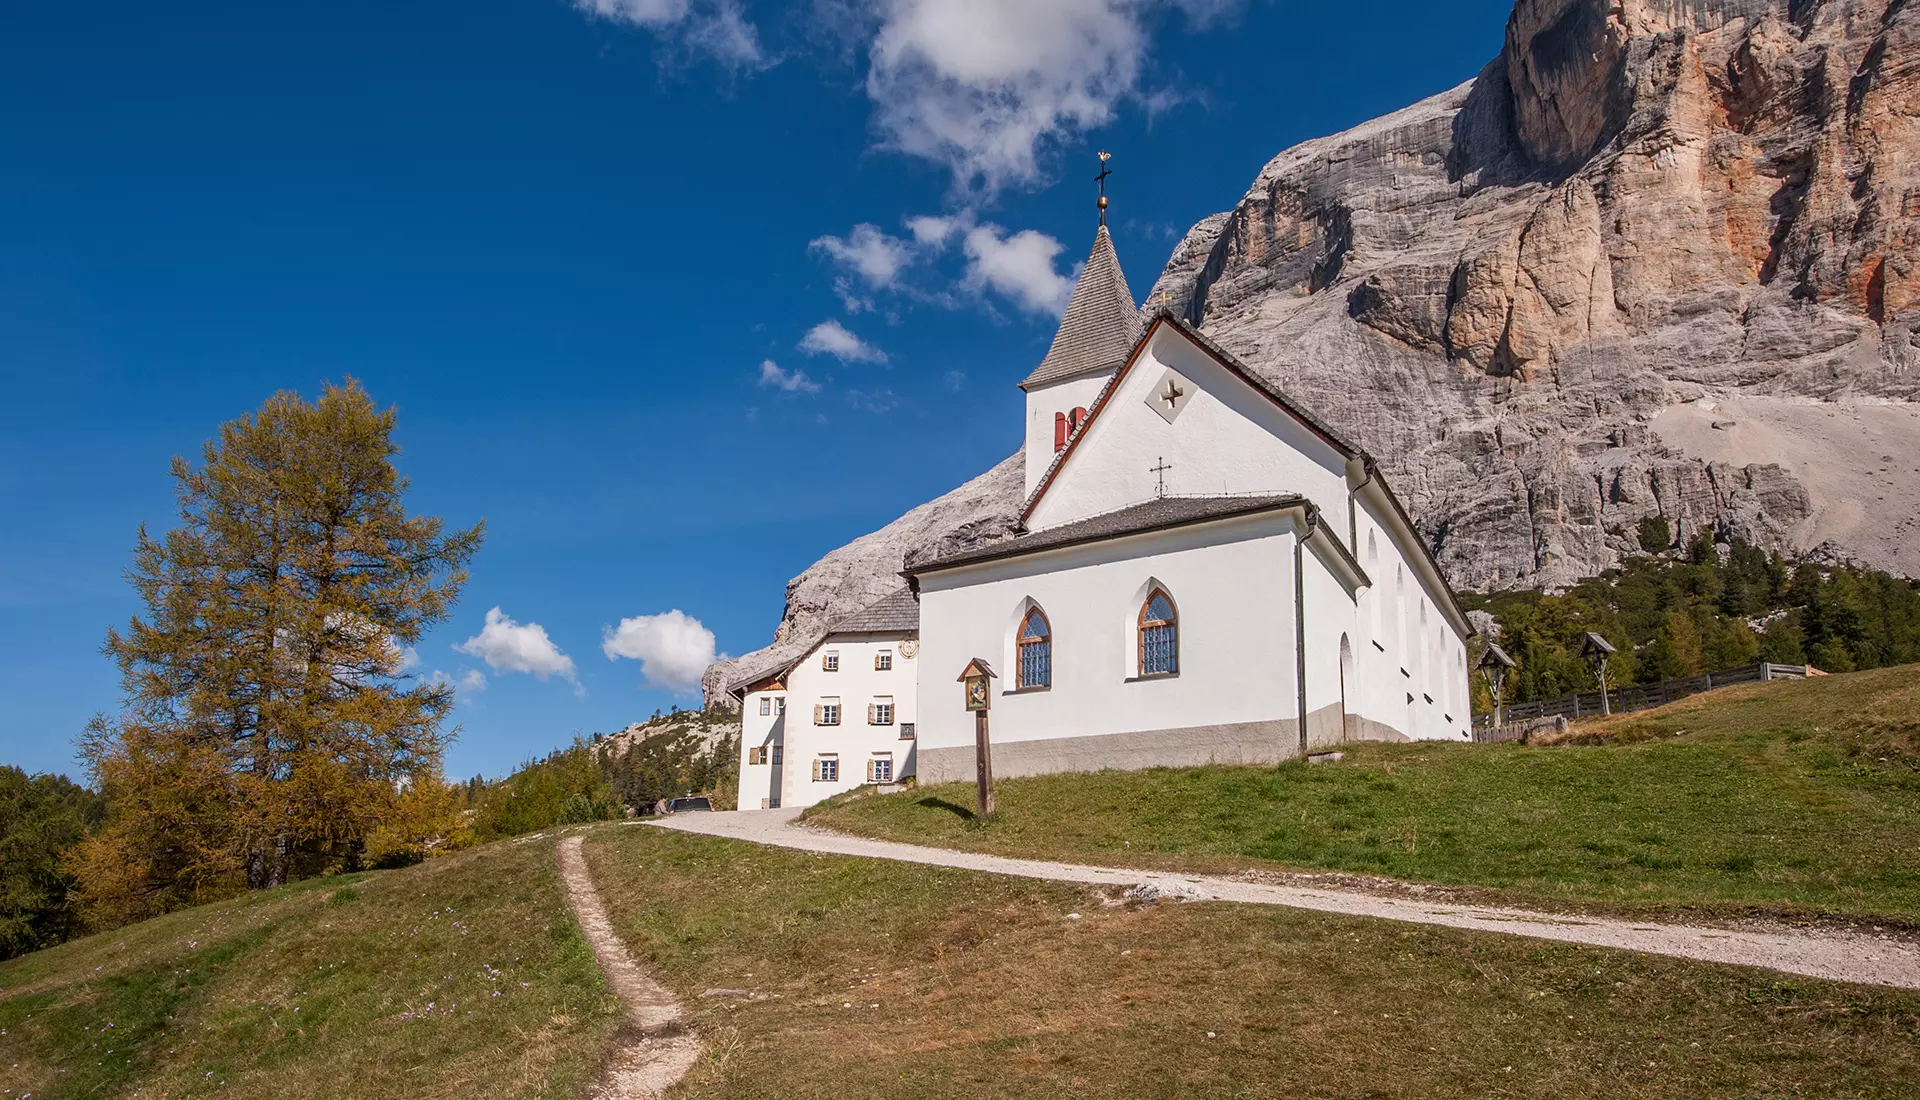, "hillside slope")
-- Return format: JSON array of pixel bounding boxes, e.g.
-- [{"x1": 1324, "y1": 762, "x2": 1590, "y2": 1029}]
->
[
  {"x1": 707, "y1": 0, "x2": 1920, "y2": 704},
  {"x1": 810, "y1": 663, "x2": 1920, "y2": 922}
]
